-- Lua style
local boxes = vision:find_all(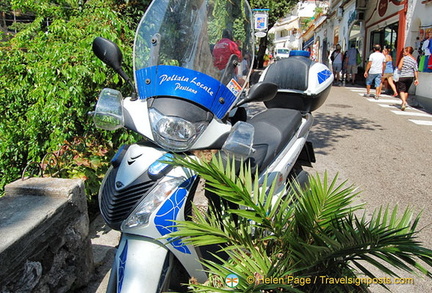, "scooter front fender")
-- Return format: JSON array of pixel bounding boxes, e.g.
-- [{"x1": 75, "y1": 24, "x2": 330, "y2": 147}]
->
[{"x1": 108, "y1": 234, "x2": 170, "y2": 293}]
